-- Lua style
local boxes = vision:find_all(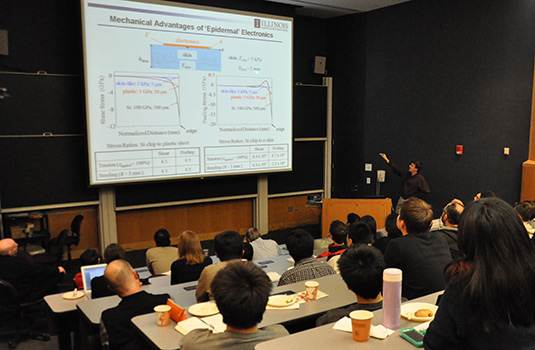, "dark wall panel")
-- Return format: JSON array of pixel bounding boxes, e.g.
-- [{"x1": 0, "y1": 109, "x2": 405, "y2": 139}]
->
[
  {"x1": 269, "y1": 141, "x2": 323, "y2": 194},
  {"x1": 293, "y1": 85, "x2": 327, "y2": 138},
  {"x1": 329, "y1": 0, "x2": 535, "y2": 208},
  {"x1": 0, "y1": 137, "x2": 98, "y2": 208}
]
